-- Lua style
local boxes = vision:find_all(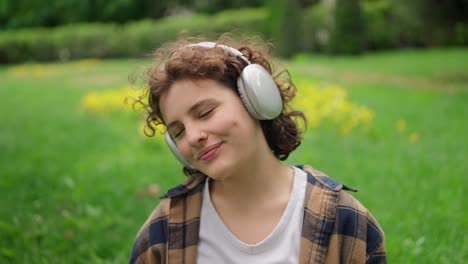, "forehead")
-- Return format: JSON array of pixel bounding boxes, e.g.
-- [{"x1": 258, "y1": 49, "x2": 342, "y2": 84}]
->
[{"x1": 159, "y1": 79, "x2": 234, "y2": 122}]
